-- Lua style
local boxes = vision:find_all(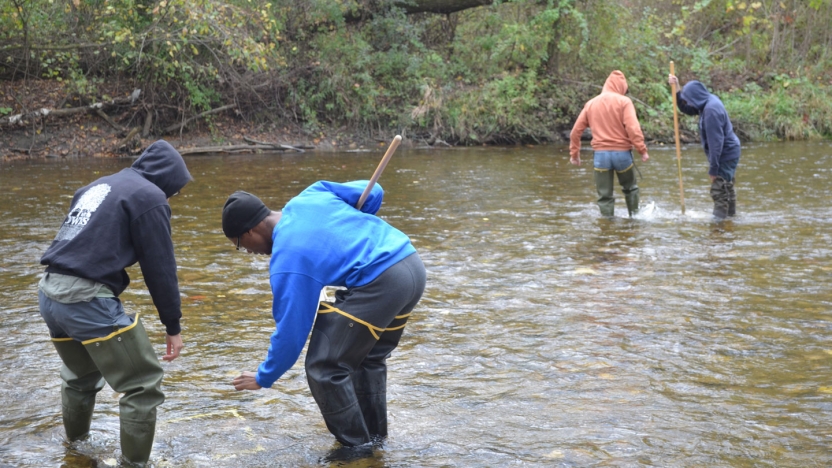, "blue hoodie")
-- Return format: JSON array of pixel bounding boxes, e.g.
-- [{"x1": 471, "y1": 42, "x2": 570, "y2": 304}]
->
[
  {"x1": 40, "y1": 140, "x2": 192, "y2": 335},
  {"x1": 256, "y1": 180, "x2": 417, "y2": 388},
  {"x1": 677, "y1": 81, "x2": 741, "y2": 176}
]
